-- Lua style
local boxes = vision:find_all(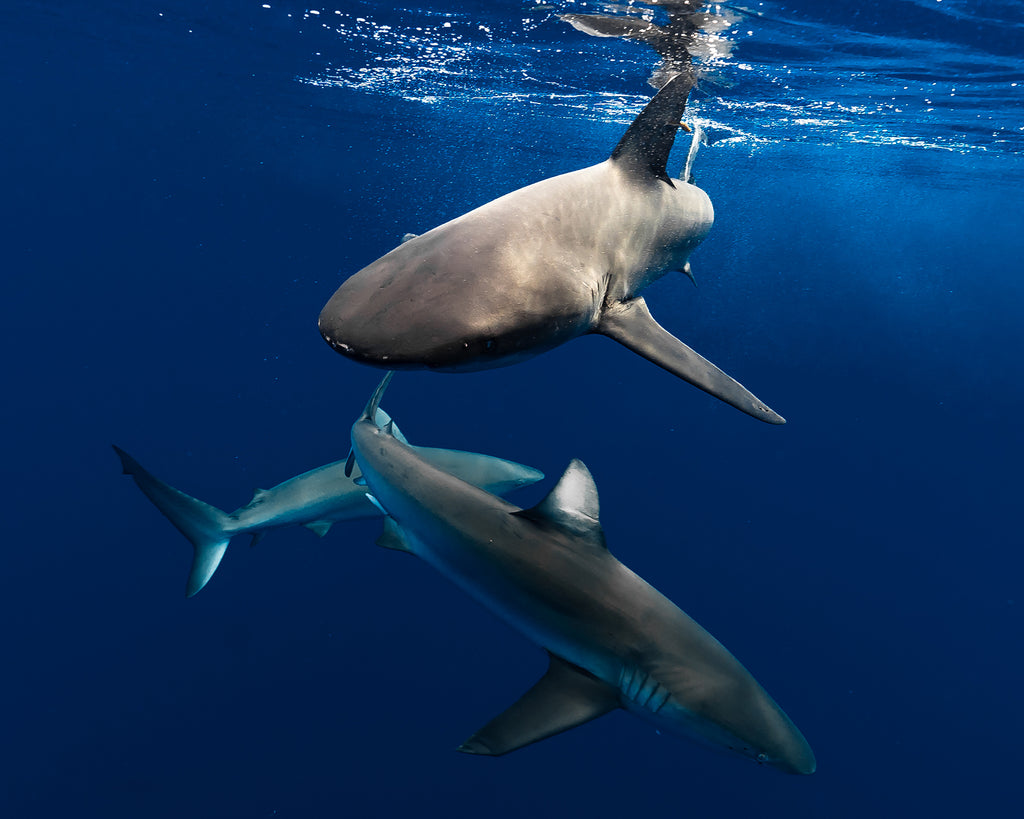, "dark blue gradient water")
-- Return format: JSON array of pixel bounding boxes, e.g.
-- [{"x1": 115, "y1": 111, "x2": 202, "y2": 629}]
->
[{"x1": 3, "y1": 2, "x2": 1022, "y2": 816}]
